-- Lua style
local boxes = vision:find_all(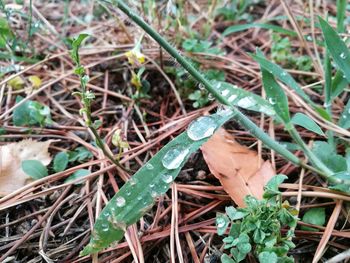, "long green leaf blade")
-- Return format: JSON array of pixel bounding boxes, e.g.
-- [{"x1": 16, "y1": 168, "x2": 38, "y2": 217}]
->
[
  {"x1": 338, "y1": 99, "x2": 350, "y2": 129},
  {"x1": 81, "y1": 110, "x2": 235, "y2": 255},
  {"x1": 250, "y1": 53, "x2": 312, "y2": 104},
  {"x1": 222, "y1": 23, "x2": 297, "y2": 37},
  {"x1": 319, "y1": 16, "x2": 350, "y2": 83},
  {"x1": 261, "y1": 68, "x2": 290, "y2": 124},
  {"x1": 213, "y1": 81, "x2": 275, "y2": 116}
]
